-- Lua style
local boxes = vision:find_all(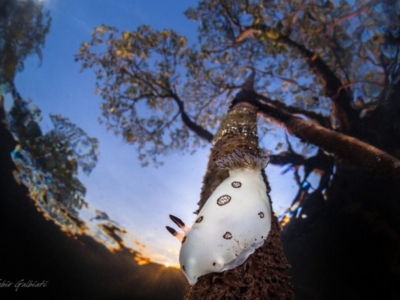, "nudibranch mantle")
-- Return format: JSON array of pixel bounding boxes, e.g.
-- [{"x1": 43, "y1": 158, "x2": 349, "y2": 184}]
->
[{"x1": 166, "y1": 150, "x2": 271, "y2": 285}]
